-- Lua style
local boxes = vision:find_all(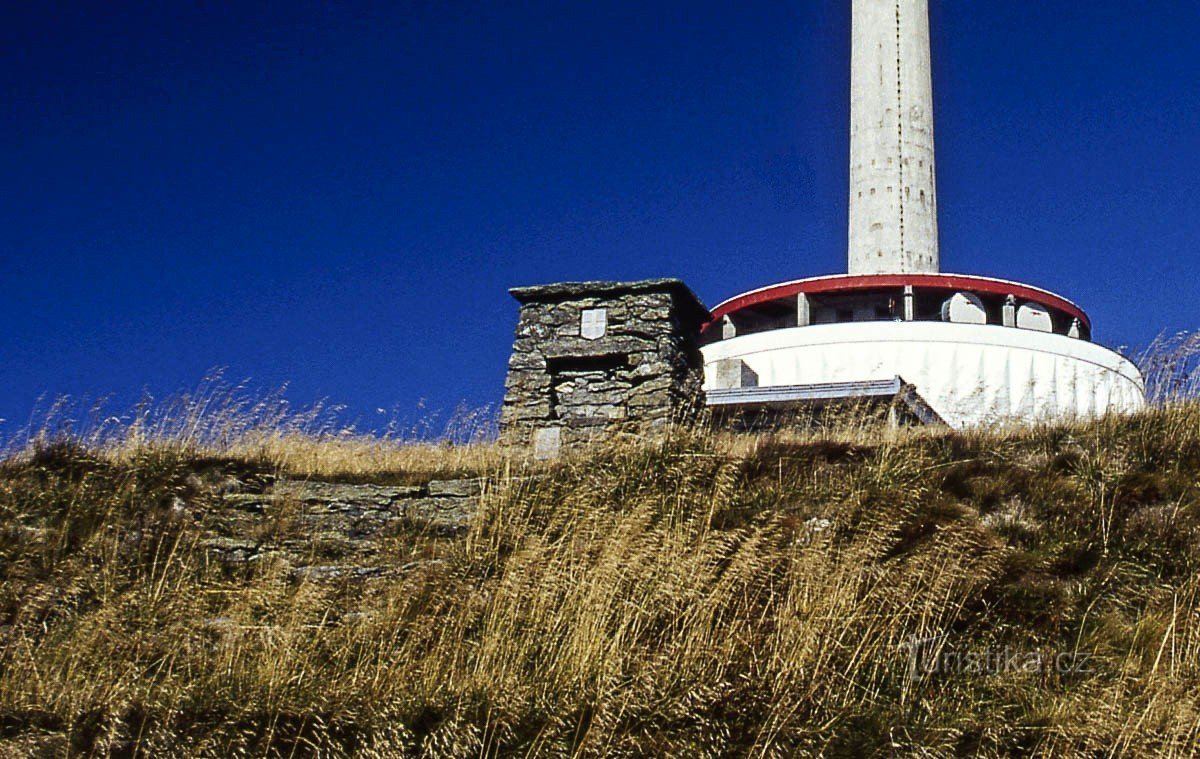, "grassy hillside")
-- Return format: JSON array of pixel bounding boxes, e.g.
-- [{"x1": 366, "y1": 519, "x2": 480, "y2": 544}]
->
[{"x1": 2, "y1": 401, "x2": 1200, "y2": 756}]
